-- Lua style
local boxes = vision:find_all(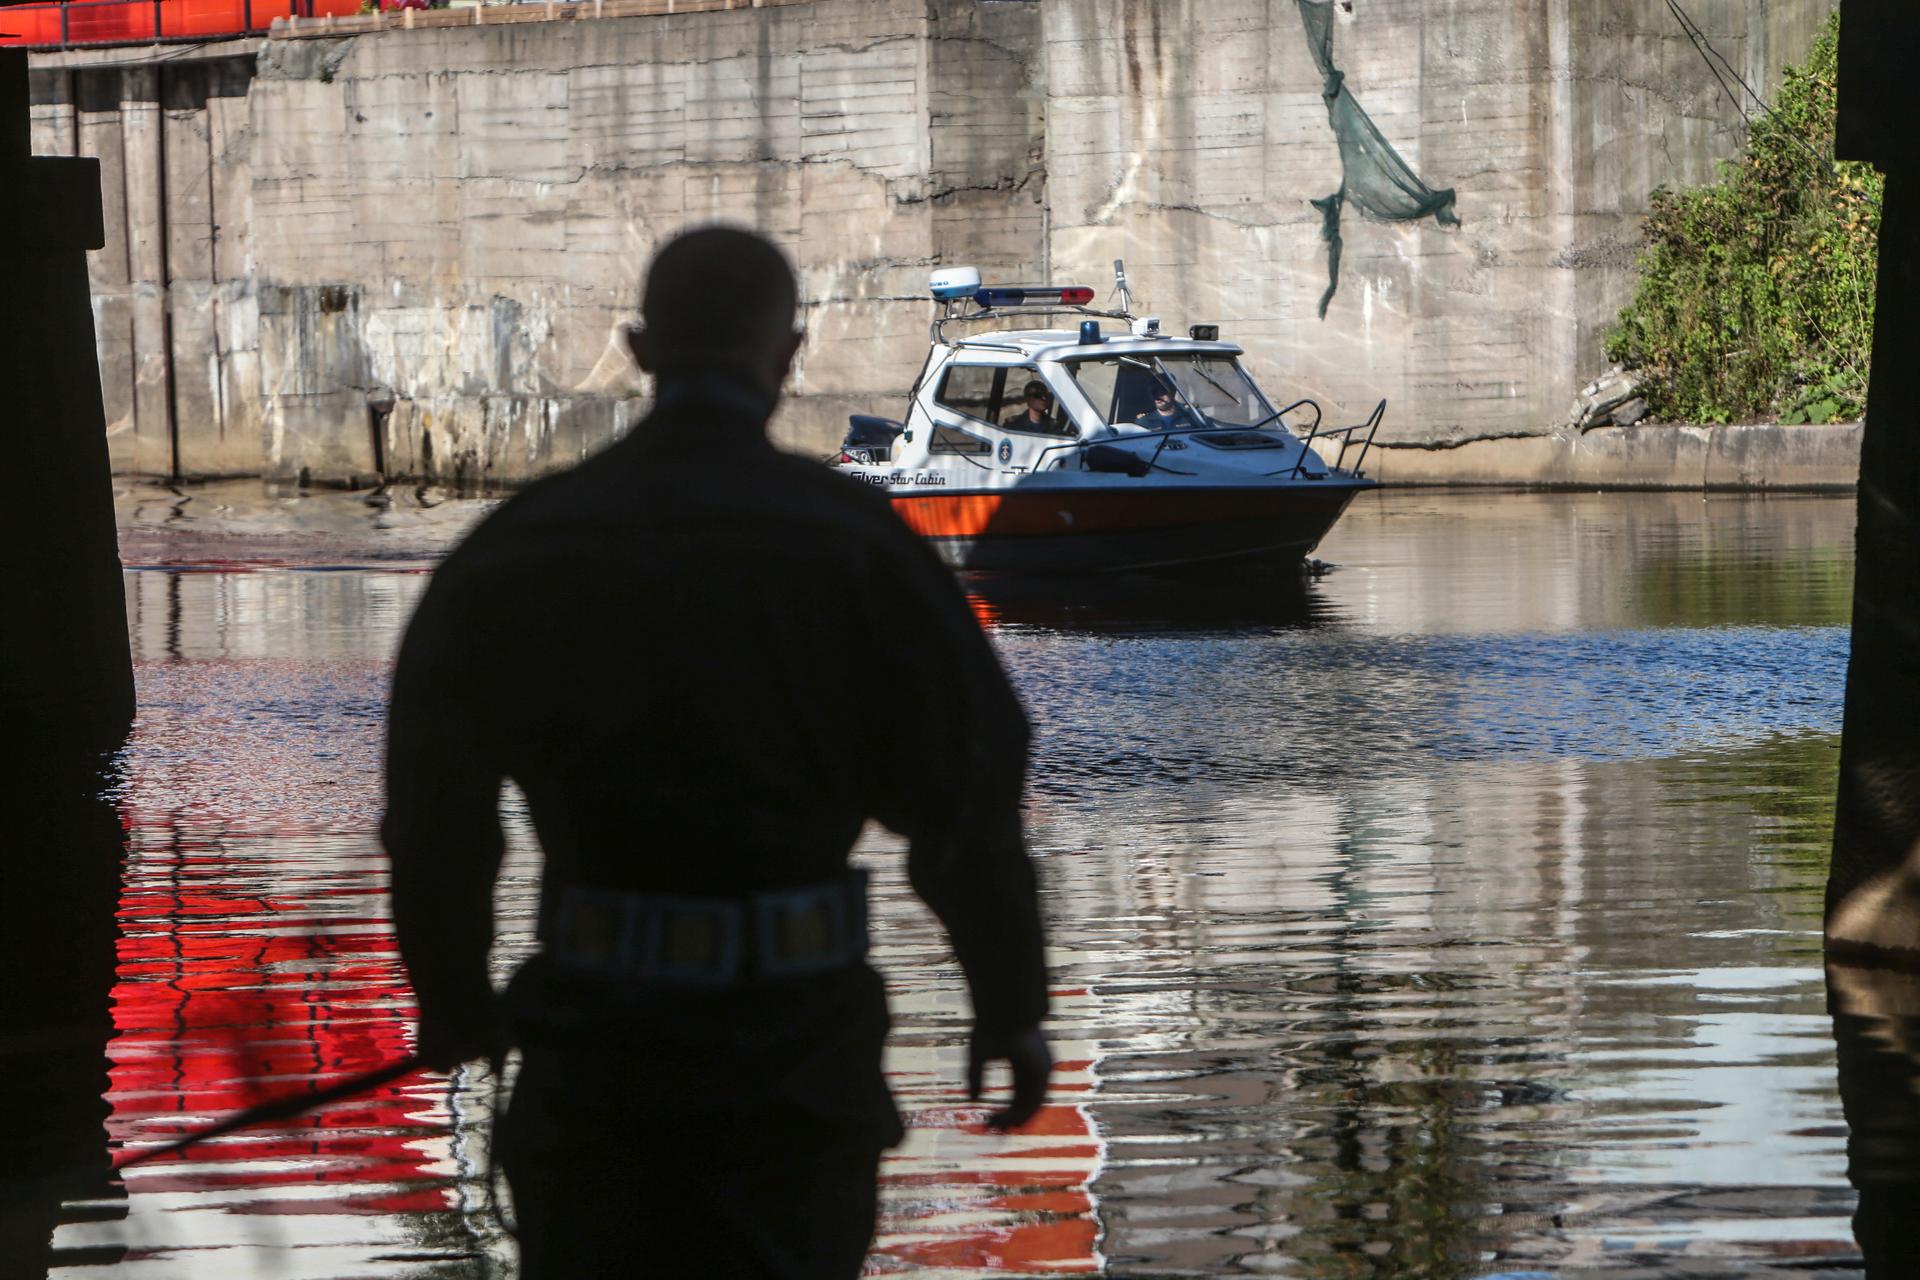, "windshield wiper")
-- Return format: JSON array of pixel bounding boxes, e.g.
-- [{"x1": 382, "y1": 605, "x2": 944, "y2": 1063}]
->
[
  {"x1": 1174, "y1": 360, "x2": 1281, "y2": 430},
  {"x1": 1186, "y1": 364, "x2": 1242, "y2": 402}
]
